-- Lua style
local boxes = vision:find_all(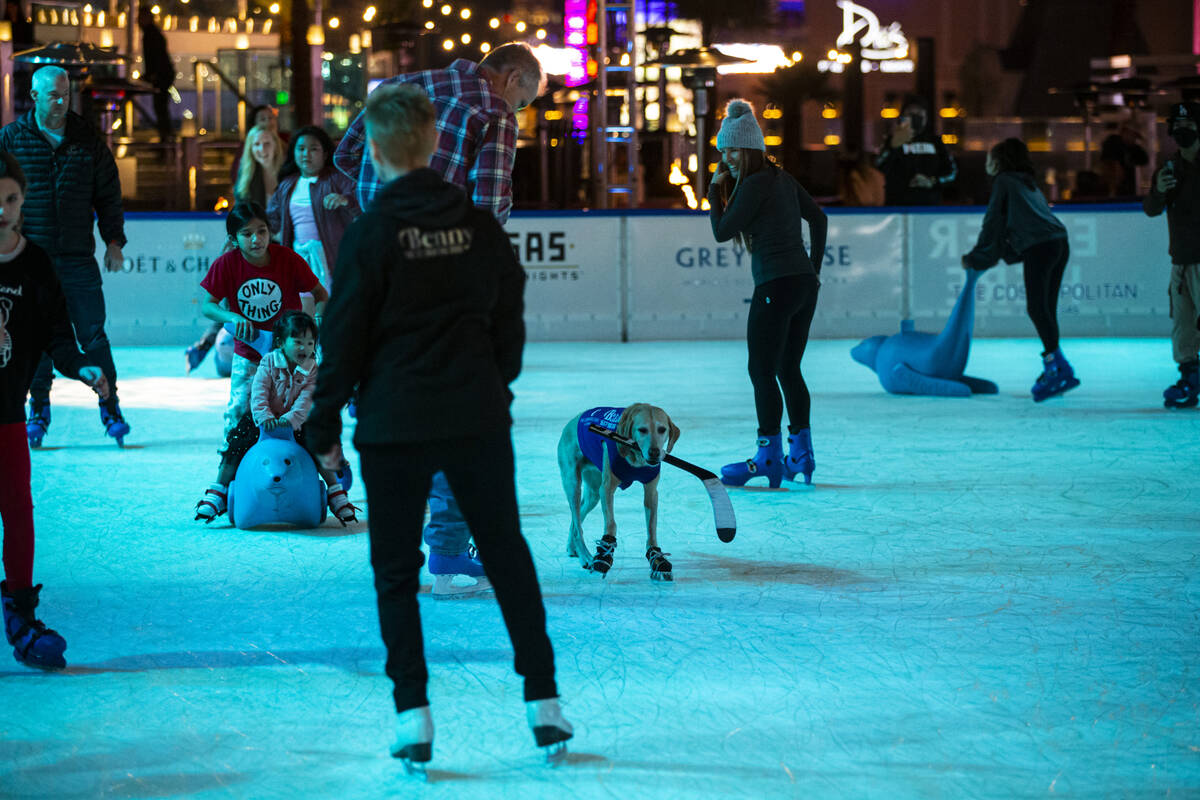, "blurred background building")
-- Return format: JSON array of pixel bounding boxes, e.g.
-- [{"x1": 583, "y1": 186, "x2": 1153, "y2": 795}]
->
[{"x1": 1, "y1": 0, "x2": 1197, "y2": 211}]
